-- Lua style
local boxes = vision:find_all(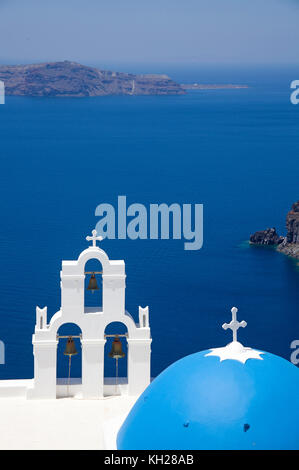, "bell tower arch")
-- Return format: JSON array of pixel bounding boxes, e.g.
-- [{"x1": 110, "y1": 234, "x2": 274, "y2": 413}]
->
[{"x1": 28, "y1": 230, "x2": 152, "y2": 400}]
